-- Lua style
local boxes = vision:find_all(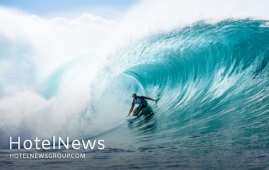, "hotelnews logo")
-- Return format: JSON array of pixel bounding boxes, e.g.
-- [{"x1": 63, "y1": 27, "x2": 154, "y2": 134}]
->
[{"x1": 9, "y1": 136, "x2": 105, "y2": 159}]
